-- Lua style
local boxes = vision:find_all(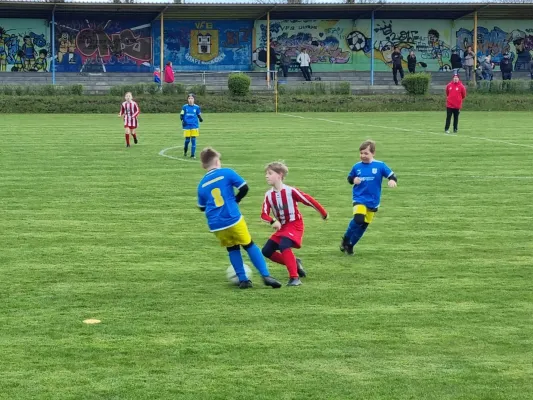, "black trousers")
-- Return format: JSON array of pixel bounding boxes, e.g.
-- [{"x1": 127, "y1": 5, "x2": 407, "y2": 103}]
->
[
  {"x1": 300, "y1": 66, "x2": 311, "y2": 81},
  {"x1": 393, "y1": 65, "x2": 404, "y2": 84},
  {"x1": 445, "y1": 107, "x2": 460, "y2": 131},
  {"x1": 502, "y1": 71, "x2": 512, "y2": 80}
]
